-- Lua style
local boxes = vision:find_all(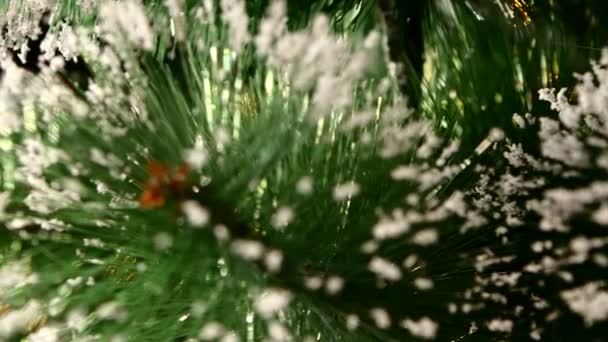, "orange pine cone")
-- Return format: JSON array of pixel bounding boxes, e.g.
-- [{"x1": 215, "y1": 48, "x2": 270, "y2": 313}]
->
[{"x1": 139, "y1": 186, "x2": 166, "y2": 208}]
